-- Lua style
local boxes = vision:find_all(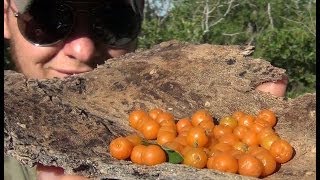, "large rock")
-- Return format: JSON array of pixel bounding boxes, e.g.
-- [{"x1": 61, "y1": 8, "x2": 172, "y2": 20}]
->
[{"x1": 4, "y1": 40, "x2": 315, "y2": 179}]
